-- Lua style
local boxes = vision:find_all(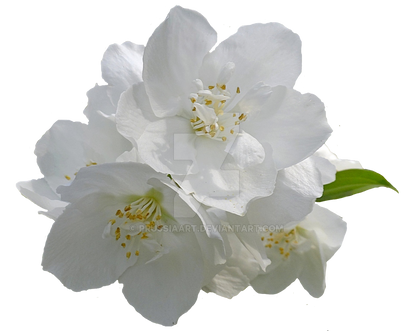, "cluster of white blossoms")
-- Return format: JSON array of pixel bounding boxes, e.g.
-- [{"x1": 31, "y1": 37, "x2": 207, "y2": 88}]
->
[{"x1": 18, "y1": 6, "x2": 366, "y2": 326}]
